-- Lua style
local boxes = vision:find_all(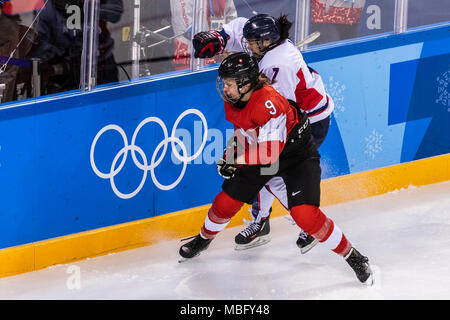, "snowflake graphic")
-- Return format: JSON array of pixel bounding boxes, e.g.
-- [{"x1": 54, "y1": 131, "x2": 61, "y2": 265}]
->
[
  {"x1": 436, "y1": 65, "x2": 450, "y2": 112},
  {"x1": 325, "y1": 76, "x2": 346, "y2": 117},
  {"x1": 364, "y1": 129, "x2": 383, "y2": 160}
]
